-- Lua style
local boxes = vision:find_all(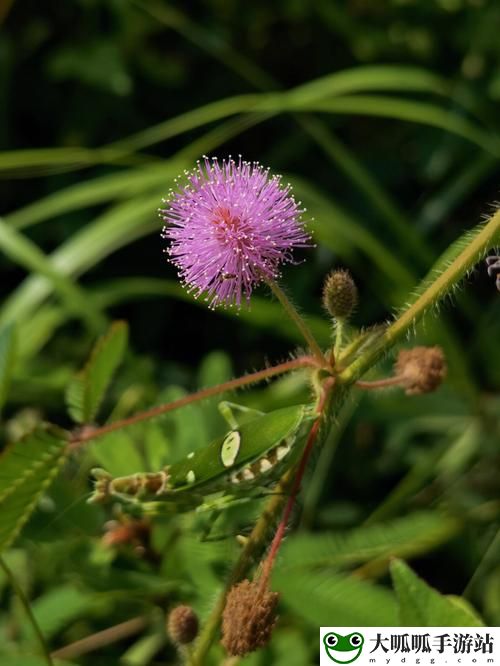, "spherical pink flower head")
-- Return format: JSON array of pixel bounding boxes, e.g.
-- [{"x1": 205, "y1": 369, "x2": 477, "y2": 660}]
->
[{"x1": 160, "y1": 156, "x2": 311, "y2": 309}]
